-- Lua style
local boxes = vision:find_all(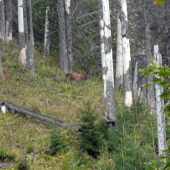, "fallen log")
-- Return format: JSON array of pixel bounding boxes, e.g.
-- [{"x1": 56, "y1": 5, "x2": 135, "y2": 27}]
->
[{"x1": 0, "y1": 101, "x2": 79, "y2": 130}]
